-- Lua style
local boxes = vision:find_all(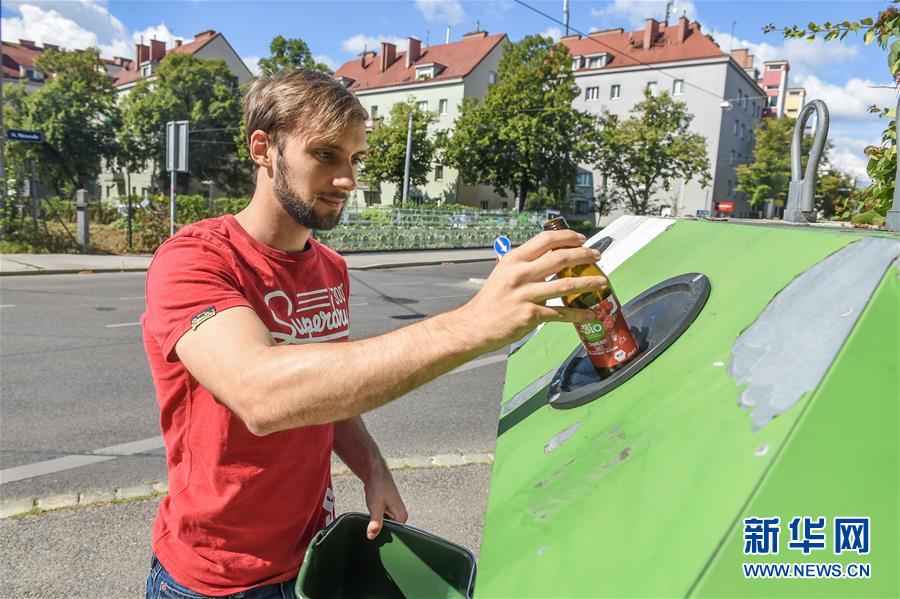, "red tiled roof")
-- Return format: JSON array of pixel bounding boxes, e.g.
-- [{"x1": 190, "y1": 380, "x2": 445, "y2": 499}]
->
[
  {"x1": 560, "y1": 20, "x2": 727, "y2": 71},
  {"x1": 2, "y1": 40, "x2": 43, "y2": 79},
  {"x1": 113, "y1": 31, "x2": 218, "y2": 87},
  {"x1": 334, "y1": 33, "x2": 506, "y2": 92}
]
